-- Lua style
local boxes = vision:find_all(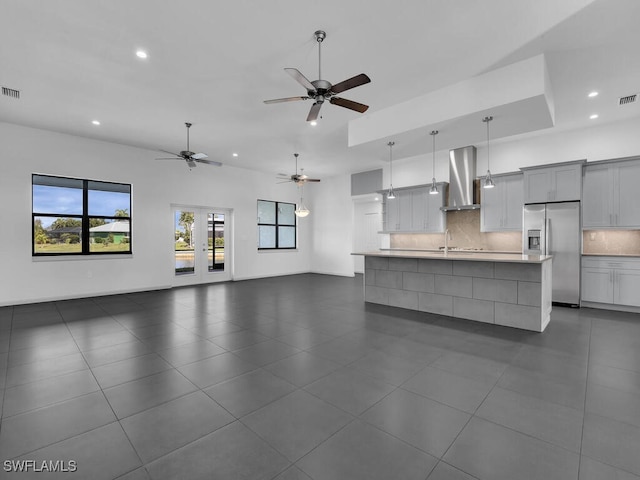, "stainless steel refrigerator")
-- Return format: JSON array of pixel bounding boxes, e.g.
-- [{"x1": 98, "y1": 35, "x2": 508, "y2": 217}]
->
[{"x1": 523, "y1": 201, "x2": 581, "y2": 306}]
